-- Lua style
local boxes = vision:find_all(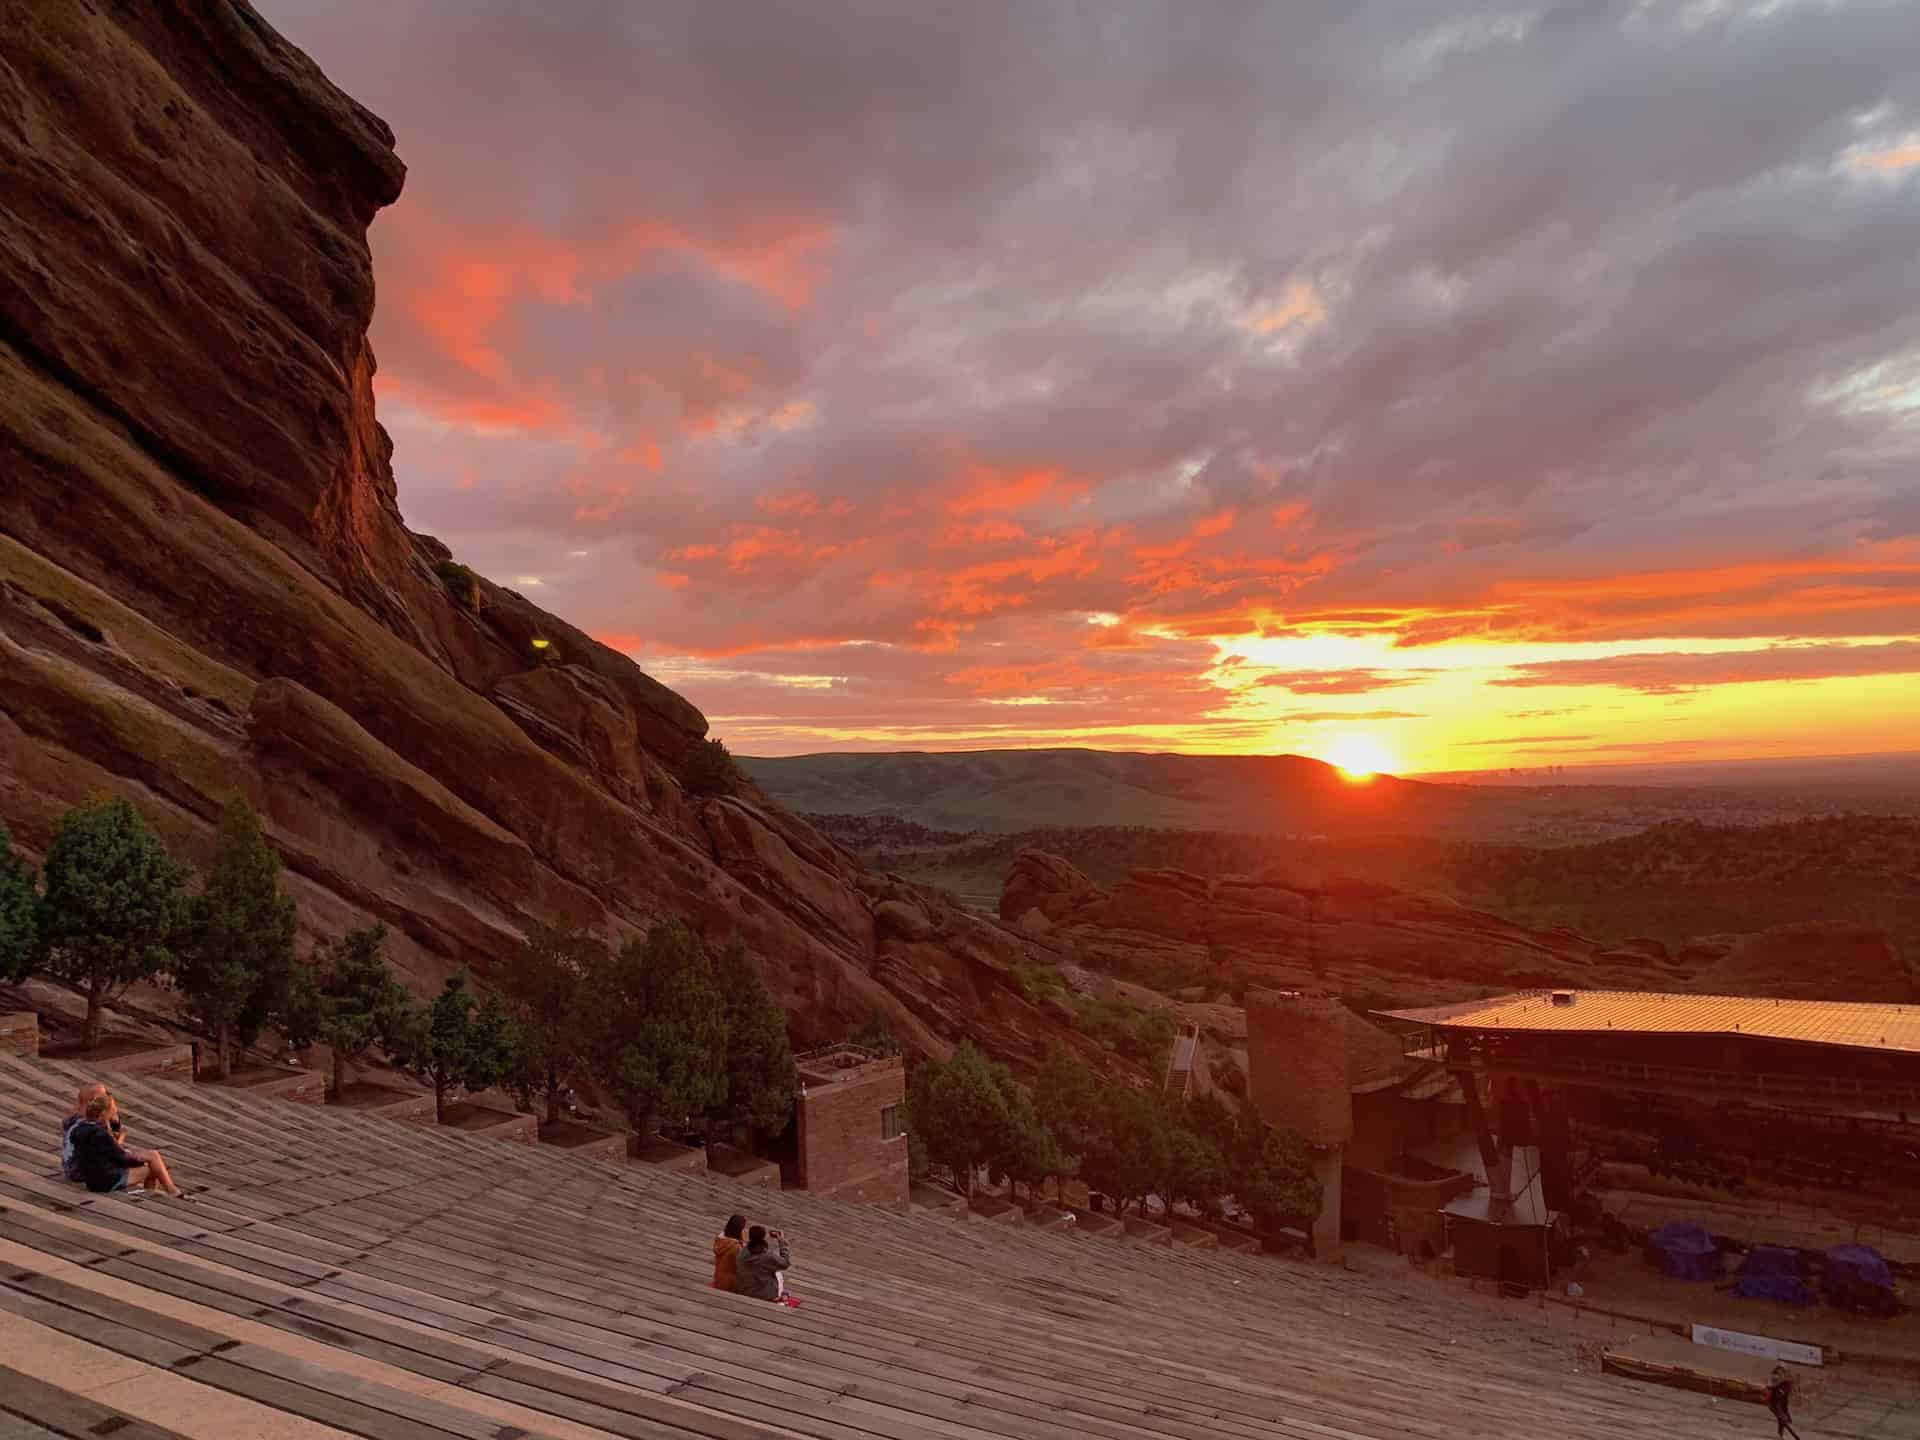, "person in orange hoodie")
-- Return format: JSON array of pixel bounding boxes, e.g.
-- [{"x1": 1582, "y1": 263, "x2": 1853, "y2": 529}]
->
[{"x1": 712, "y1": 1213, "x2": 747, "y2": 1290}]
